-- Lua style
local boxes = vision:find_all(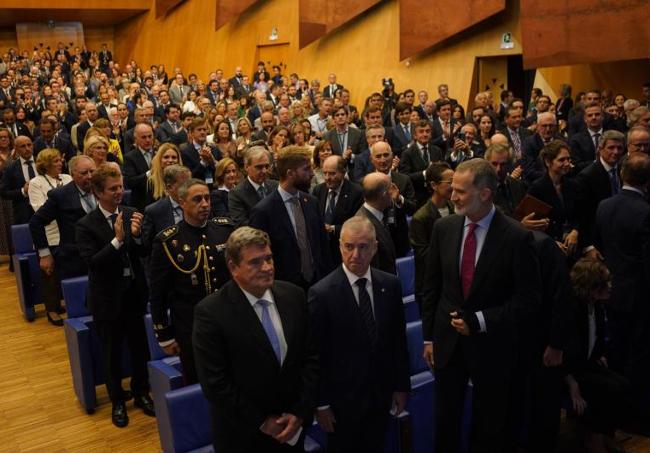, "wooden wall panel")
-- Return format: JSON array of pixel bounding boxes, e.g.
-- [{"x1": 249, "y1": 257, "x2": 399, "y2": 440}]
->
[
  {"x1": 521, "y1": 0, "x2": 650, "y2": 68},
  {"x1": 399, "y1": 0, "x2": 506, "y2": 60},
  {"x1": 156, "y1": 0, "x2": 185, "y2": 19},
  {"x1": 0, "y1": 27, "x2": 18, "y2": 54},
  {"x1": 83, "y1": 26, "x2": 114, "y2": 52},
  {"x1": 298, "y1": 0, "x2": 381, "y2": 48},
  {"x1": 16, "y1": 22, "x2": 84, "y2": 55},
  {"x1": 216, "y1": 0, "x2": 260, "y2": 30}
]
